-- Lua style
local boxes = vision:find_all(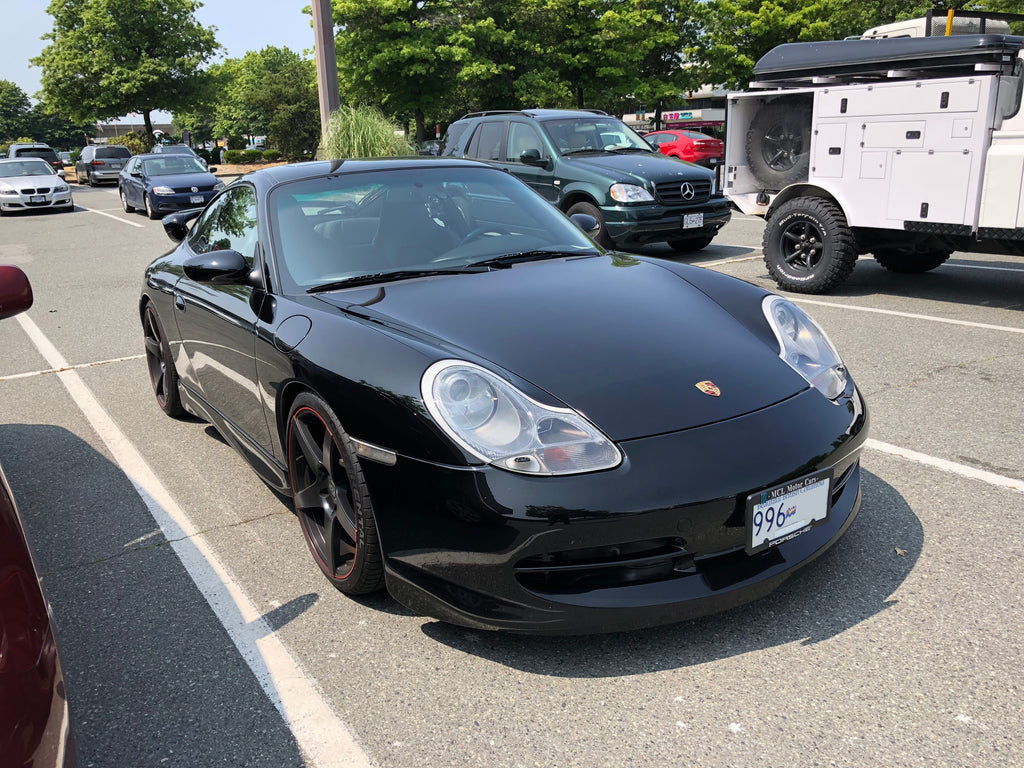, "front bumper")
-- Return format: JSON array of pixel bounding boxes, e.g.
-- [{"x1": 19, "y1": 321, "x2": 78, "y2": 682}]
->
[
  {"x1": 604, "y1": 196, "x2": 732, "y2": 247},
  {"x1": 0, "y1": 187, "x2": 73, "y2": 213},
  {"x1": 151, "y1": 191, "x2": 216, "y2": 214},
  {"x1": 364, "y1": 385, "x2": 868, "y2": 635}
]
